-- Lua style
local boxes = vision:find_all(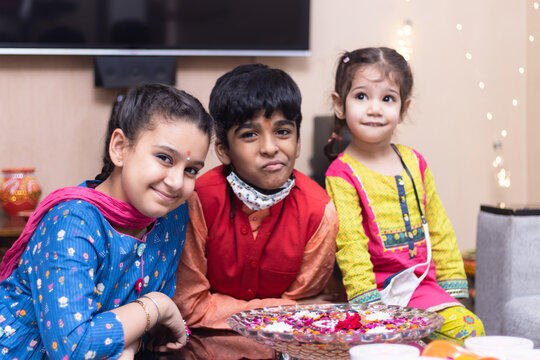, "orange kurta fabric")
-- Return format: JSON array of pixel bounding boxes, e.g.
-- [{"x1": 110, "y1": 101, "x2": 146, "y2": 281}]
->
[{"x1": 173, "y1": 177, "x2": 338, "y2": 329}]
